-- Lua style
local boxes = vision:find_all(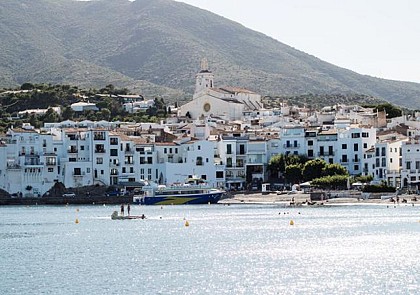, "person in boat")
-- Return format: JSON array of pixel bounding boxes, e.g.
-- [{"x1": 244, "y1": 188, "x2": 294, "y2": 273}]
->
[
  {"x1": 127, "y1": 203, "x2": 131, "y2": 216},
  {"x1": 120, "y1": 204, "x2": 124, "y2": 216},
  {"x1": 141, "y1": 214, "x2": 145, "y2": 219}
]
